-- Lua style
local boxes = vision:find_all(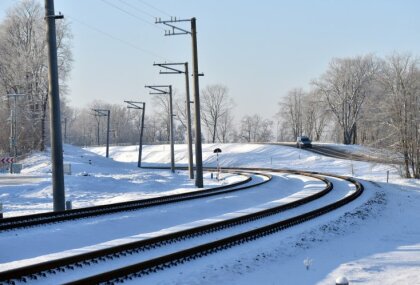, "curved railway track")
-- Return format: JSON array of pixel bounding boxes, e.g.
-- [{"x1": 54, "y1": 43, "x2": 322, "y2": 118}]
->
[
  {"x1": 0, "y1": 169, "x2": 363, "y2": 285},
  {"x1": 0, "y1": 170, "x2": 271, "y2": 232}
]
